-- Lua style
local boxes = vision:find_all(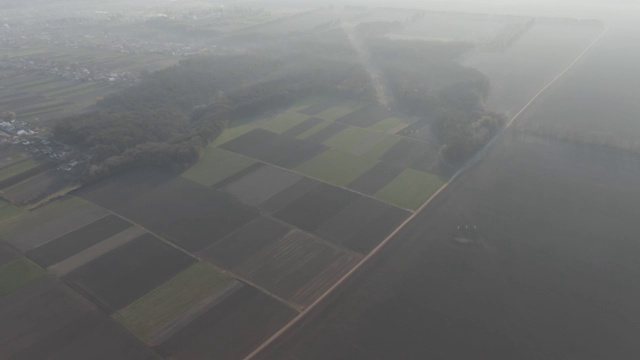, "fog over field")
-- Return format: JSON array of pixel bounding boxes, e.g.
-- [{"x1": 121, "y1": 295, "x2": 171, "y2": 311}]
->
[{"x1": 0, "y1": 0, "x2": 639, "y2": 359}]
